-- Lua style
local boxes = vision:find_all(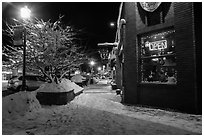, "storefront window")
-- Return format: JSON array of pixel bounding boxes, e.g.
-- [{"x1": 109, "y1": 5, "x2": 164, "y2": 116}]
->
[{"x1": 140, "y1": 29, "x2": 177, "y2": 84}]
